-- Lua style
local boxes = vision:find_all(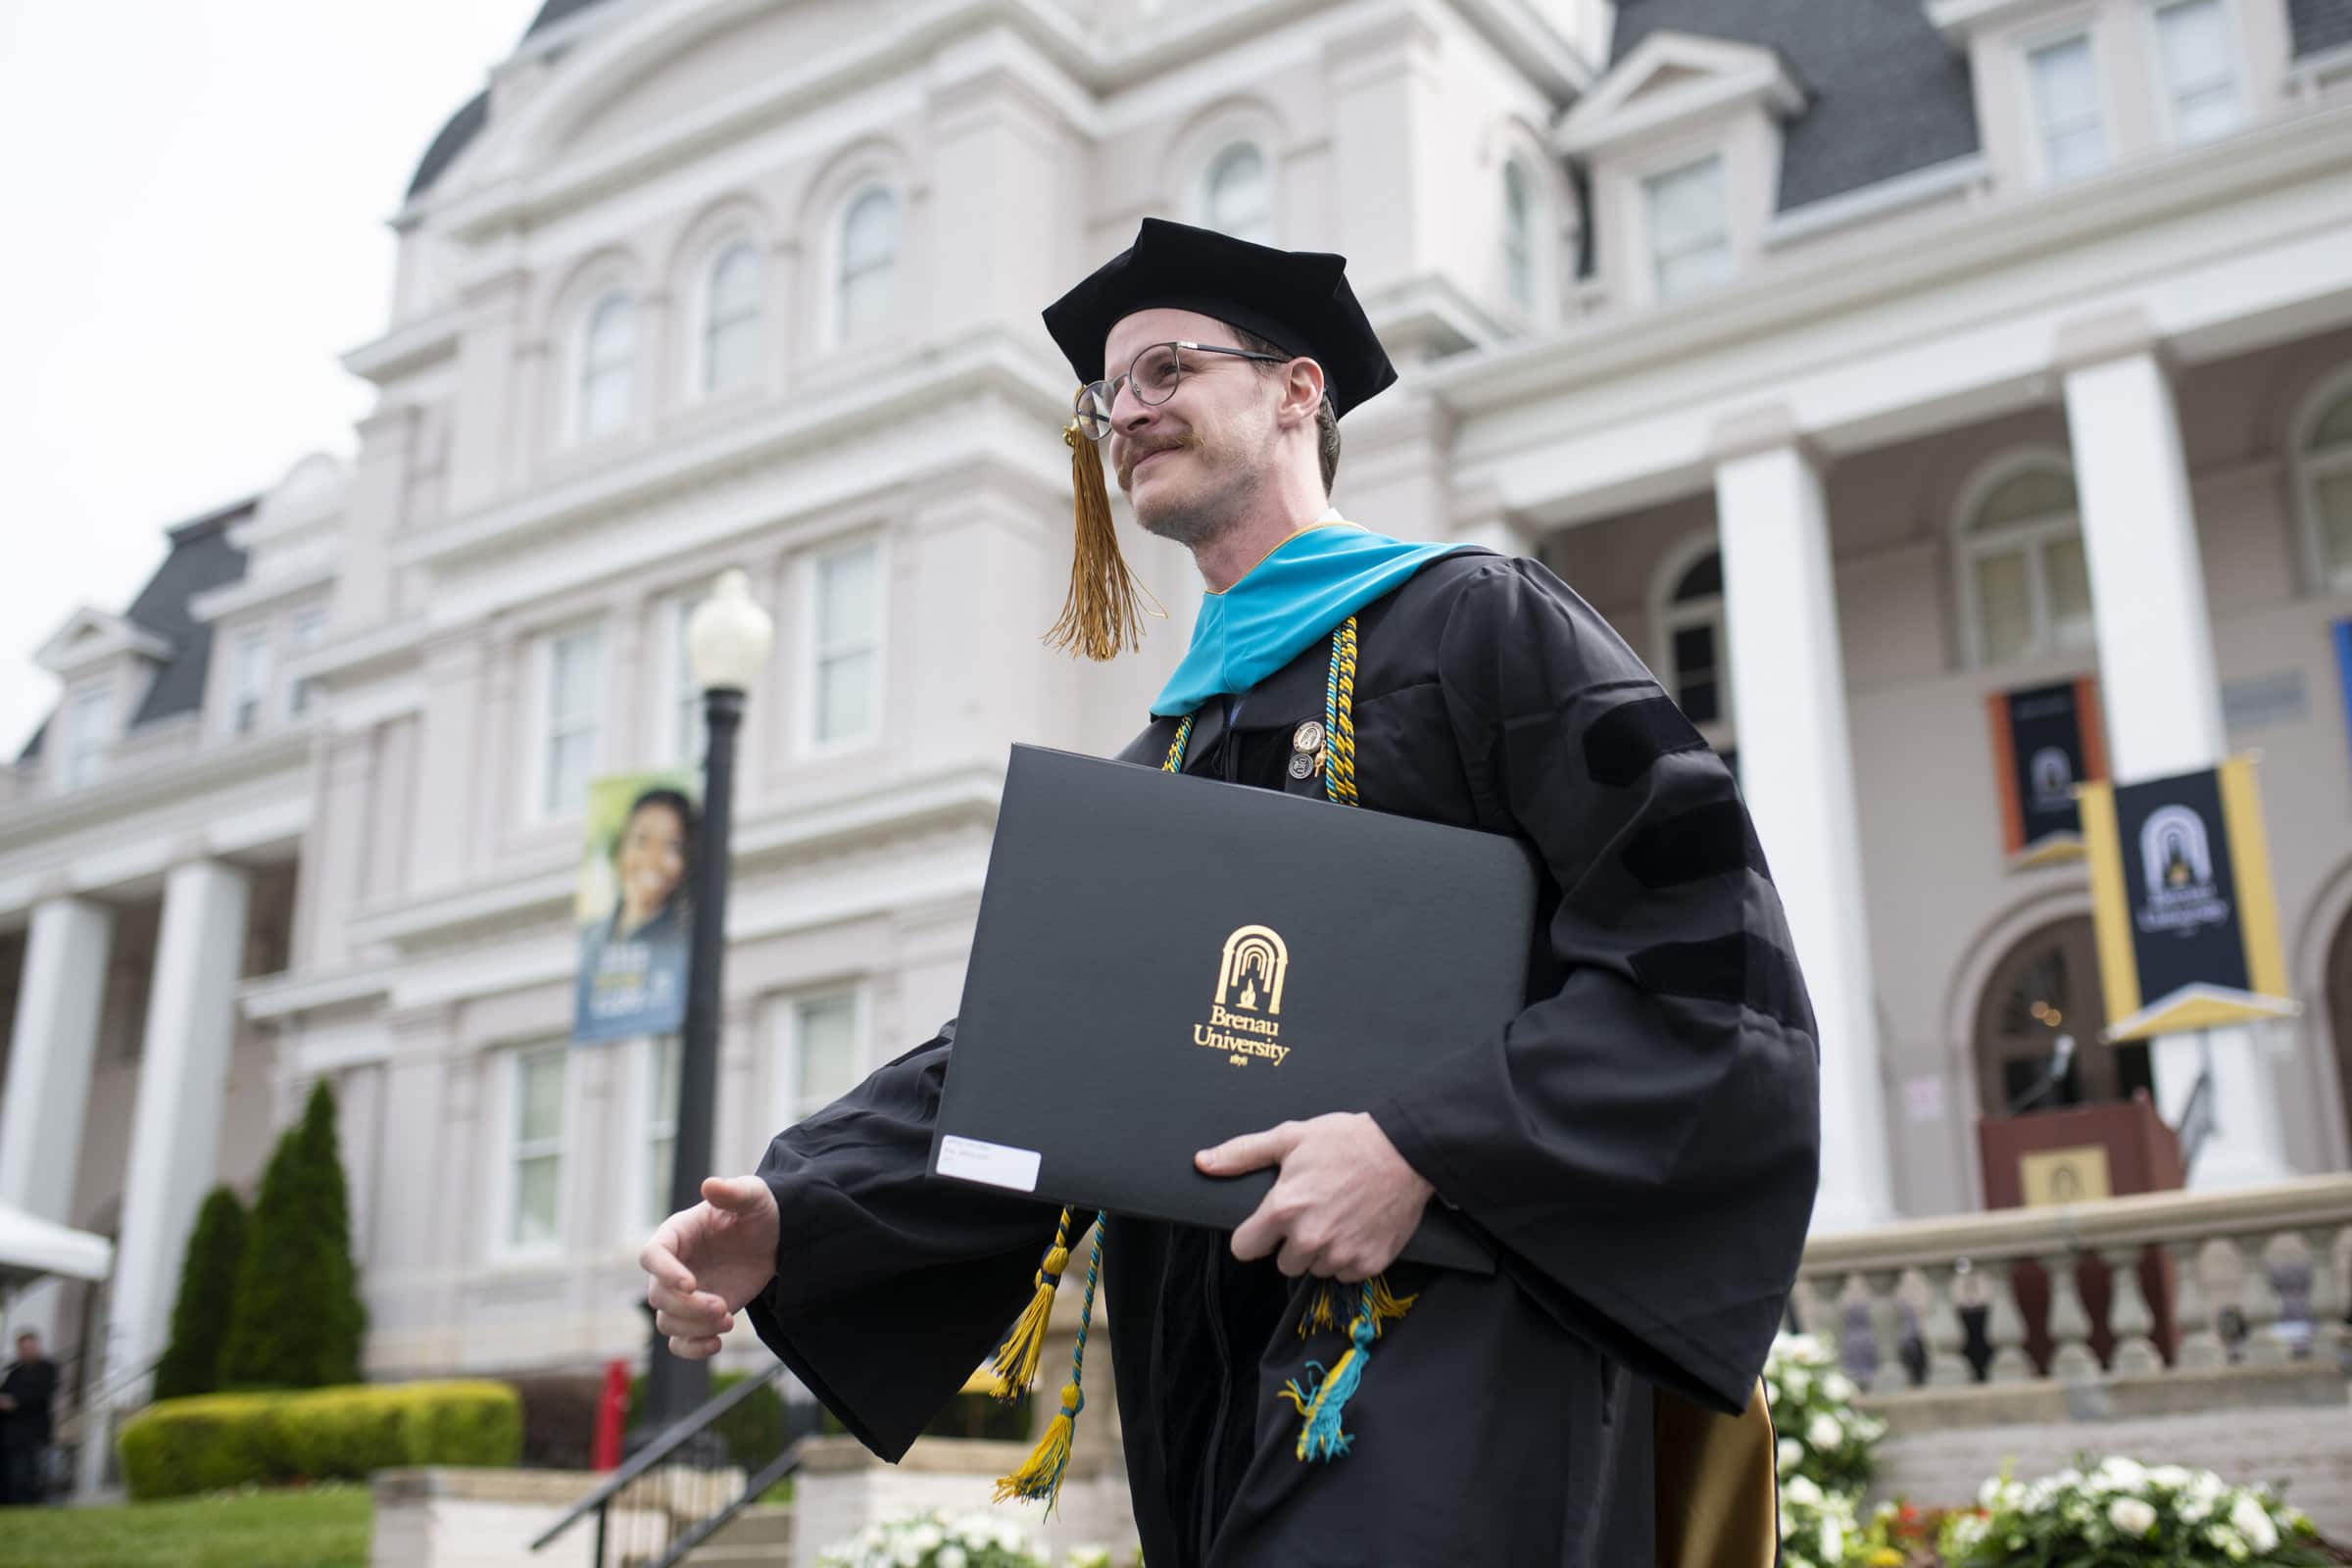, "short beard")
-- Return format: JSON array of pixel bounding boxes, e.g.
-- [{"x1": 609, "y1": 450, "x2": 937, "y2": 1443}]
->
[{"x1": 1130, "y1": 419, "x2": 1273, "y2": 550}]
